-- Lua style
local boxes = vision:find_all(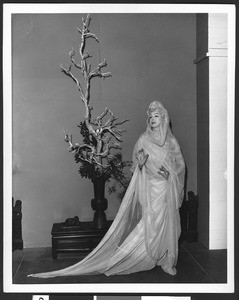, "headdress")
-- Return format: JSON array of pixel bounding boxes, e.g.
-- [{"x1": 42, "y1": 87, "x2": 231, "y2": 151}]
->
[
  {"x1": 147, "y1": 101, "x2": 165, "y2": 117},
  {"x1": 146, "y1": 100, "x2": 170, "y2": 146},
  {"x1": 147, "y1": 101, "x2": 169, "y2": 124}
]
